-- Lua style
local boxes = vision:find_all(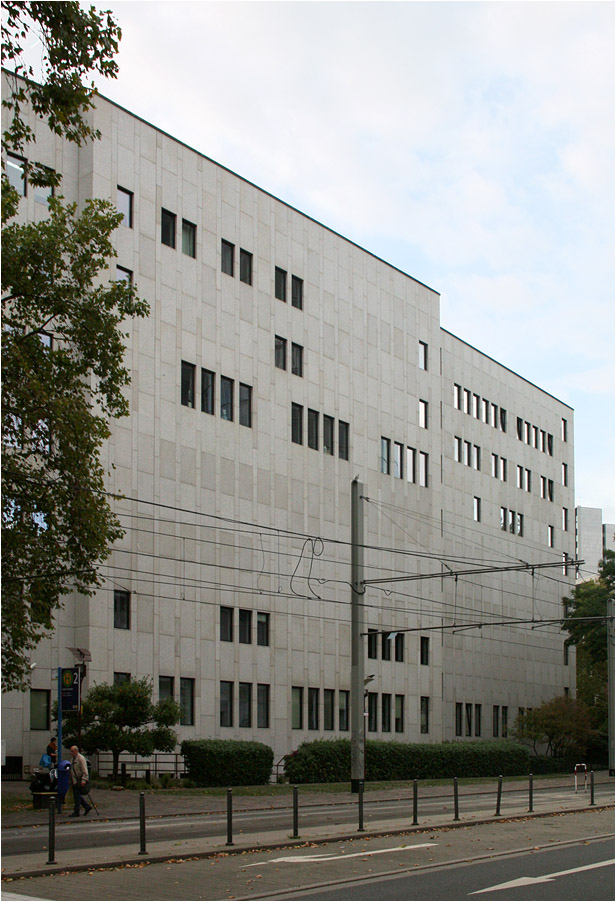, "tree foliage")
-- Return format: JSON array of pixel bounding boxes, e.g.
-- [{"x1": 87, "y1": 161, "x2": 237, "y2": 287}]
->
[
  {"x1": 513, "y1": 695, "x2": 595, "y2": 758},
  {"x1": 562, "y1": 550, "x2": 613, "y2": 664},
  {"x1": 59, "y1": 679, "x2": 180, "y2": 779},
  {"x1": 1, "y1": 3, "x2": 148, "y2": 691}
]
